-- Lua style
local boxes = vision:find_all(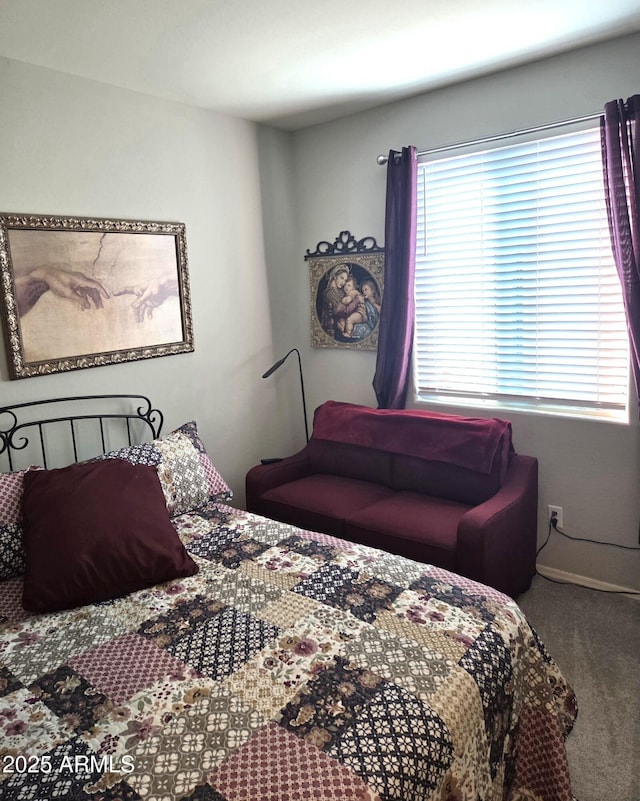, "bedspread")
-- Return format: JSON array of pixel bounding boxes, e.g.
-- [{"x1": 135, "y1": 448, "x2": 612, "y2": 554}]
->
[{"x1": 0, "y1": 501, "x2": 577, "y2": 801}]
